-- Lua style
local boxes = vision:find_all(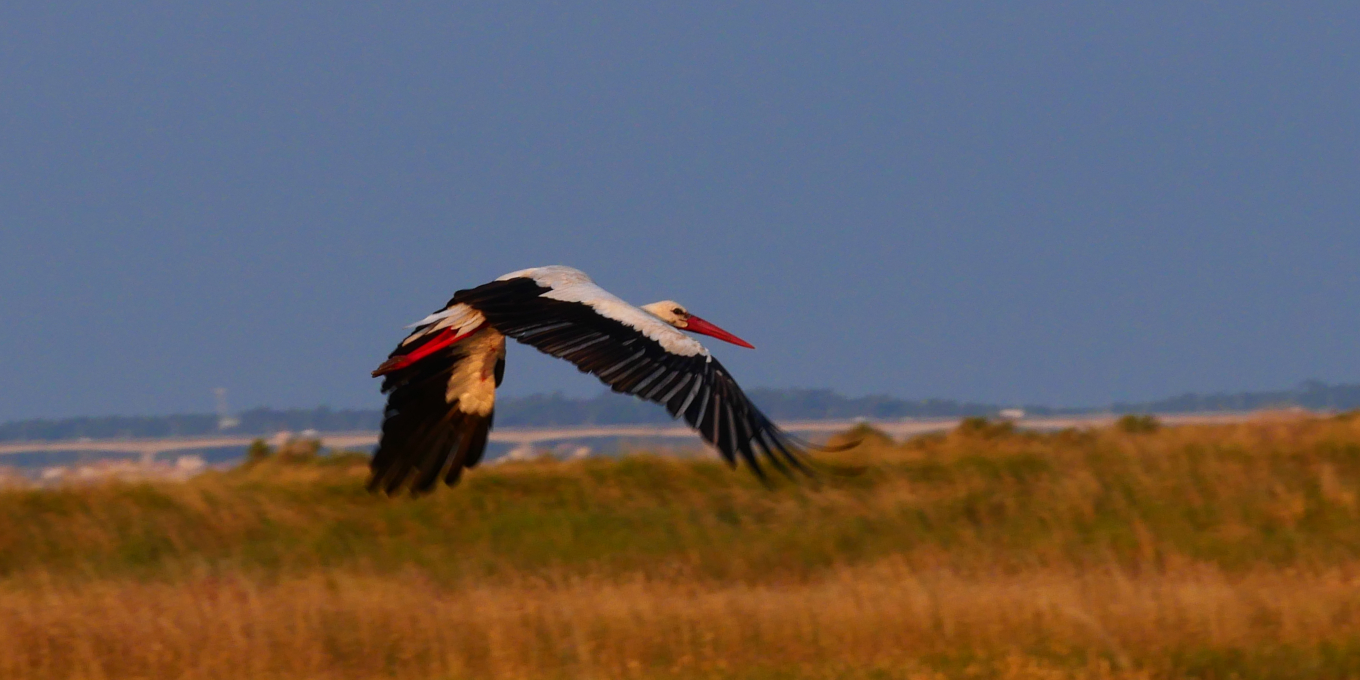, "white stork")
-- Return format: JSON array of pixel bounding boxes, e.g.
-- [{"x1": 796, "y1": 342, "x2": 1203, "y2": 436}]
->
[{"x1": 368, "y1": 265, "x2": 814, "y2": 495}]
